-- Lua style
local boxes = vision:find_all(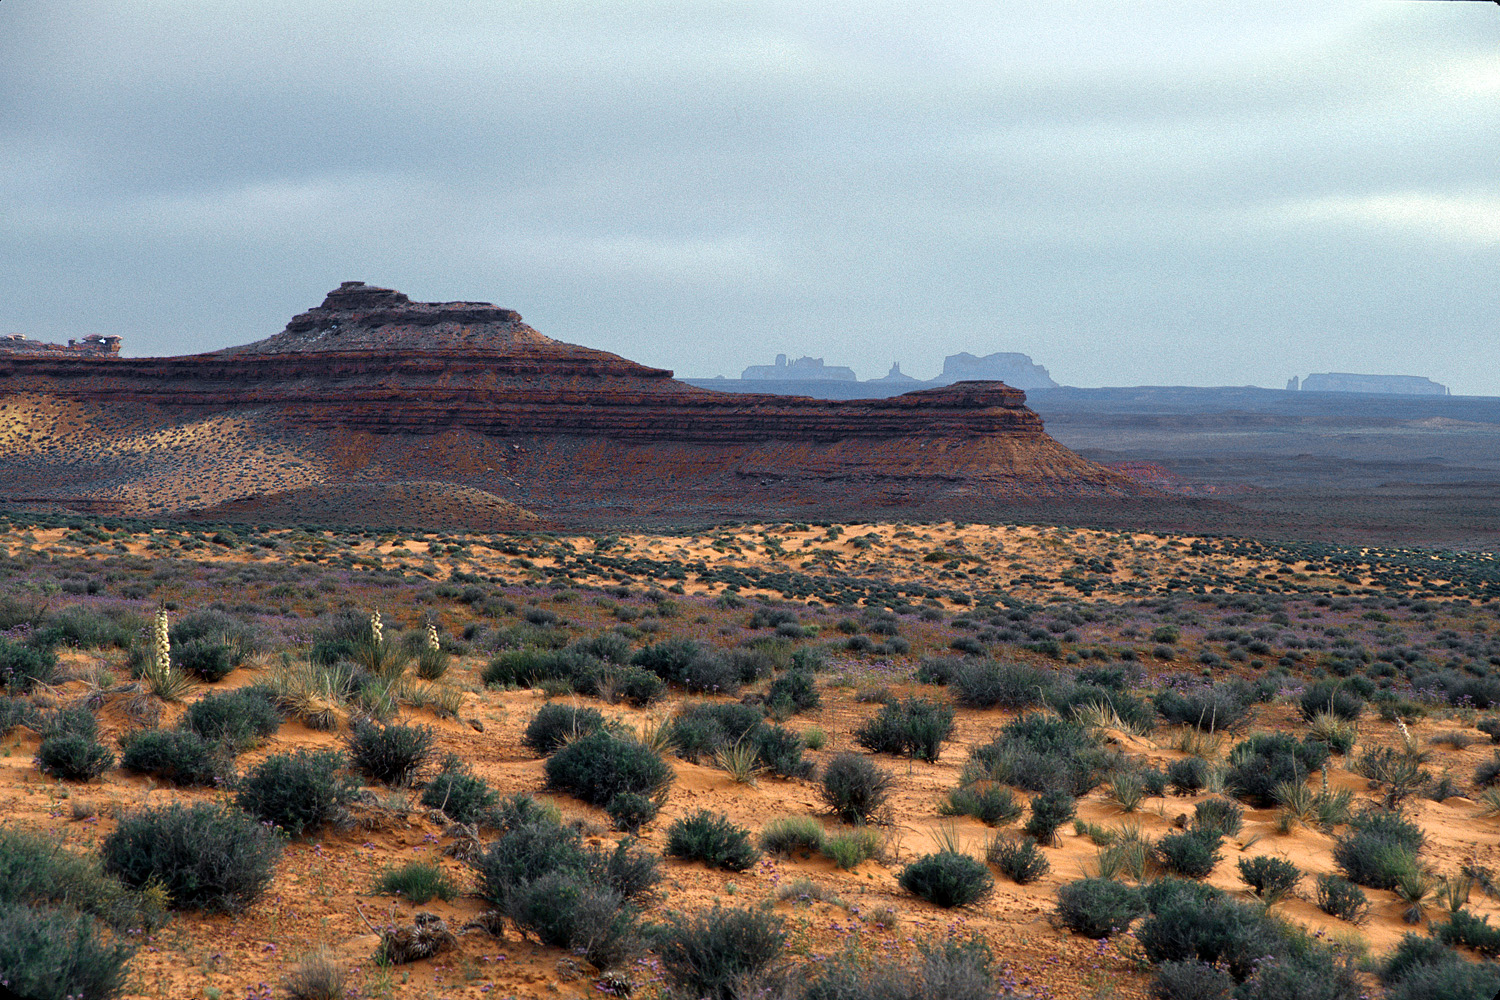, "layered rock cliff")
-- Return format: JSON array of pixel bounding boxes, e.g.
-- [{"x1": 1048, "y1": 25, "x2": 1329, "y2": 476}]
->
[{"x1": 0, "y1": 283, "x2": 1145, "y2": 527}]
